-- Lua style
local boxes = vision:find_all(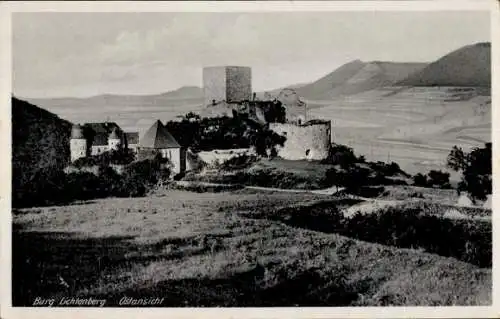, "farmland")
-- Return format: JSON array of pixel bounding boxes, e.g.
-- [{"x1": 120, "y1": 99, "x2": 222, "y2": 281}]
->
[{"x1": 13, "y1": 188, "x2": 491, "y2": 307}]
